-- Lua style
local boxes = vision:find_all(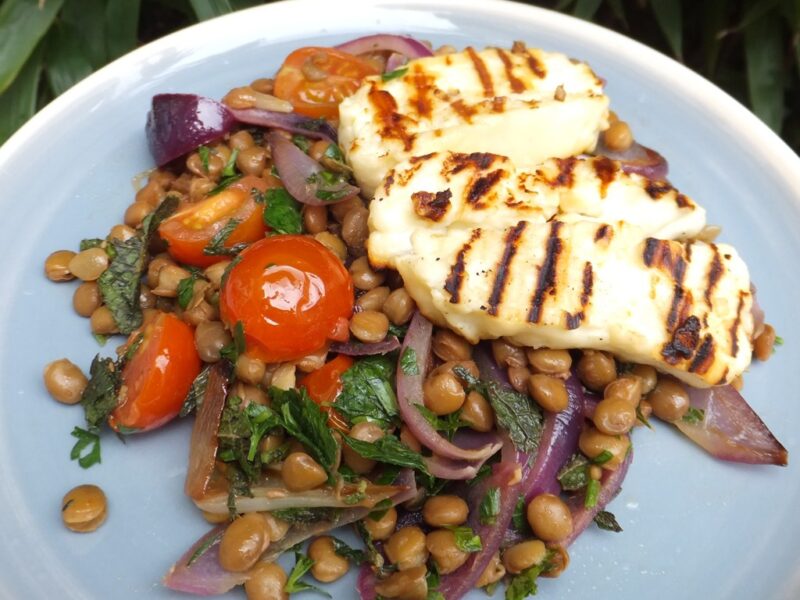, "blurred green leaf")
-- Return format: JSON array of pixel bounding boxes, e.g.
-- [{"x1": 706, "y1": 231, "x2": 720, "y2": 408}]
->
[
  {"x1": 0, "y1": 44, "x2": 44, "y2": 144},
  {"x1": 189, "y1": 0, "x2": 234, "y2": 20},
  {"x1": 651, "y1": 0, "x2": 683, "y2": 60},
  {"x1": 106, "y1": 0, "x2": 142, "y2": 60},
  {"x1": 745, "y1": 11, "x2": 785, "y2": 132},
  {"x1": 45, "y1": 22, "x2": 93, "y2": 96},
  {"x1": 701, "y1": 0, "x2": 728, "y2": 75},
  {"x1": 606, "y1": 0, "x2": 629, "y2": 28},
  {"x1": 737, "y1": 0, "x2": 782, "y2": 32},
  {"x1": 573, "y1": 0, "x2": 601, "y2": 20},
  {"x1": 0, "y1": 0, "x2": 65, "y2": 95},
  {"x1": 61, "y1": 0, "x2": 106, "y2": 68}
]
